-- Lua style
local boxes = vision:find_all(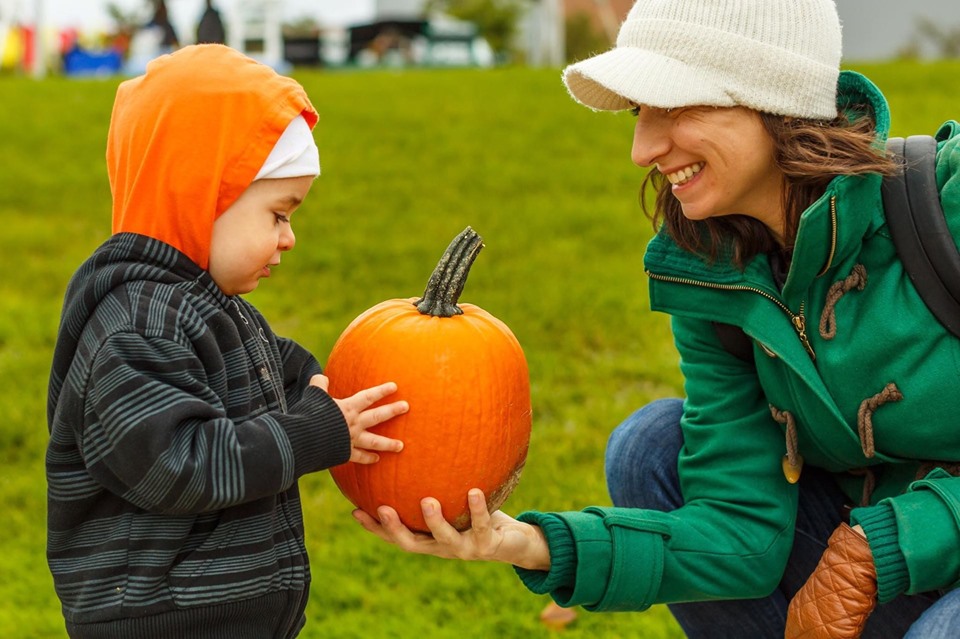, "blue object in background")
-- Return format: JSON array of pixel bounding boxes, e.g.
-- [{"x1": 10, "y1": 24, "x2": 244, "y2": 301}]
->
[{"x1": 63, "y1": 47, "x2": 122, "y2": 76}]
